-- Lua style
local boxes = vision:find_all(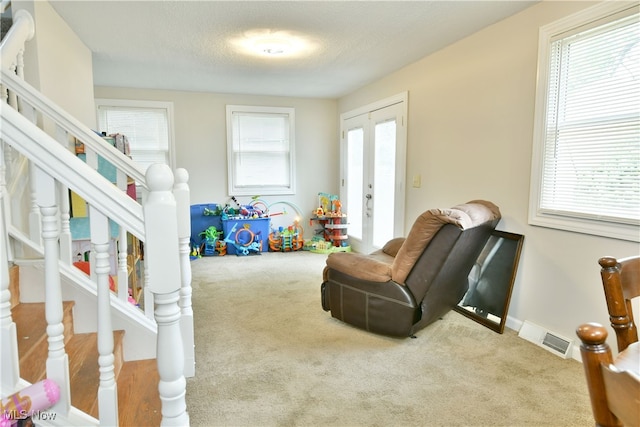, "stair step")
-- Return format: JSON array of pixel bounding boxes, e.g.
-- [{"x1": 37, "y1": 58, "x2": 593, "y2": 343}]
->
[
  {"x1": 12, "y1": 301, "x2": 75, "y2": 383},
  {"x1": 66, "y1": 330, "x2": 125, "y2": 417},
  {"x1": 10, "y1": 267, "x2": 162, "y2": 425},
  {"x1": 9, "y1": 264, "x2": 19, "y2": 308},
  {"x1": 117, "y1": 359, "x2": 162, "y2": 426}
]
